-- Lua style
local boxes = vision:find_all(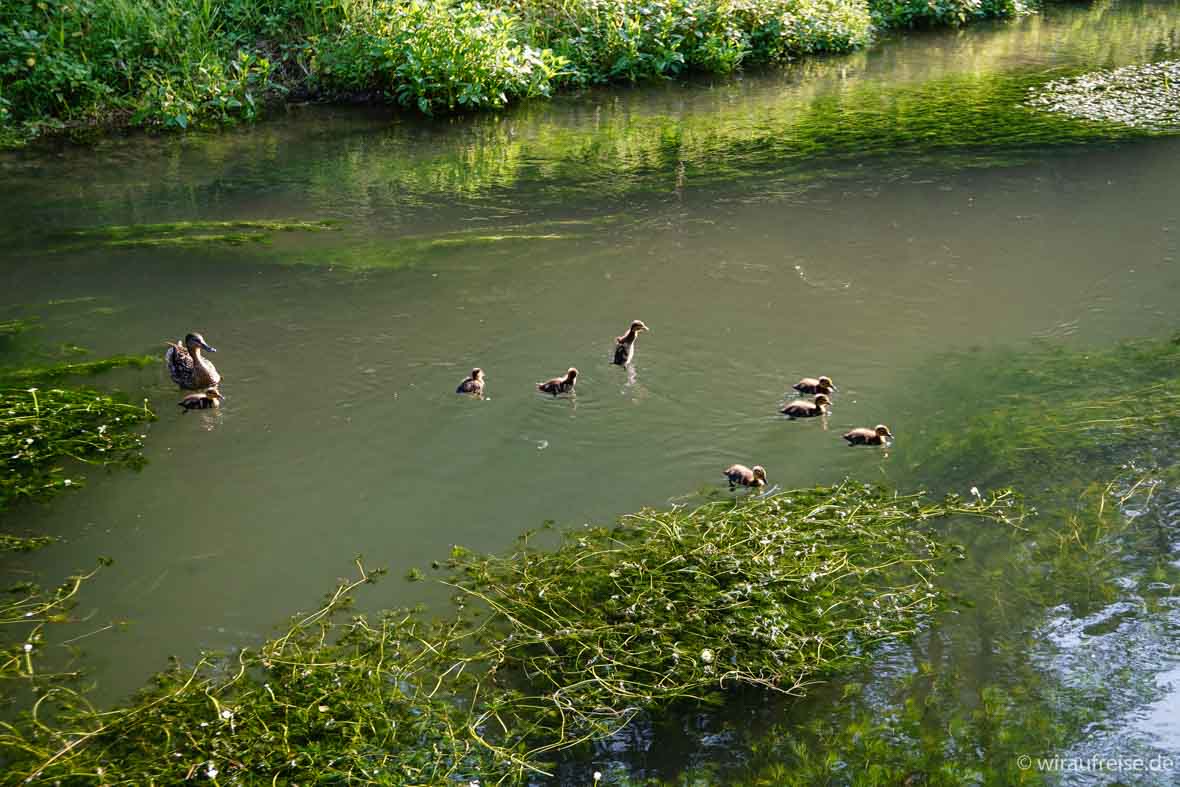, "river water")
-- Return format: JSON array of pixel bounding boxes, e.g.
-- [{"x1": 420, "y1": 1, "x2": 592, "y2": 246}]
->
[{"x1": 2, "y1": 1, "x2": 1180, "y2": 782}]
